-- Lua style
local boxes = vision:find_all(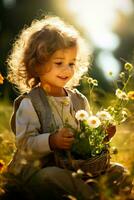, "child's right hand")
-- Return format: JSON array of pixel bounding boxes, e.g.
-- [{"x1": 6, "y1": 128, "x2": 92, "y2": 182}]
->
[{"x1": 49, "y1": 128, "x2": 74, "y2": 150}]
